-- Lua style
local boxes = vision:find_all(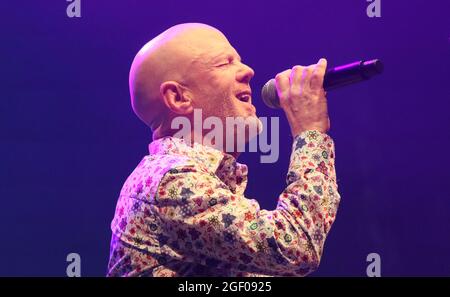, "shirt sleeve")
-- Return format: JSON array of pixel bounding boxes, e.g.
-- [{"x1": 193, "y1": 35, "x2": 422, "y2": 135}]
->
[{"x1": 154, "y1": 130, "x2": 341, "y2": 276}]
